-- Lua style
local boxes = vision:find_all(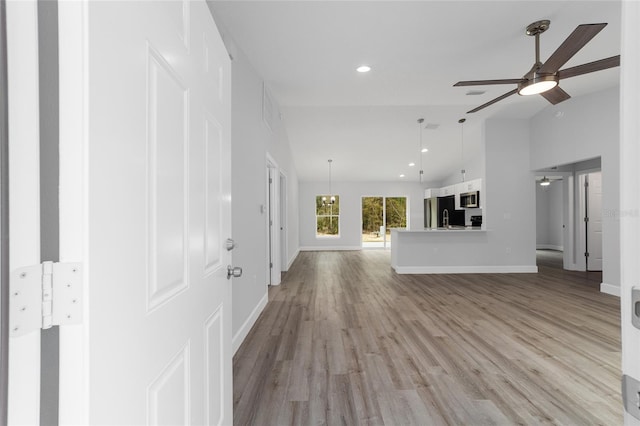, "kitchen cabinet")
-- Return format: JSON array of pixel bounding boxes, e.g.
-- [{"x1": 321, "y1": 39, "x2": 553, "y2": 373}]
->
[
  {"x1": 424, "y1": 188, "x2": 440, "y2": 198},
  {"x1": 459, "y1": 178, "x2": 482, "y2": 193},
  {"x1": 440, "y1": 185, "x2": 456, "y2": 196}
]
